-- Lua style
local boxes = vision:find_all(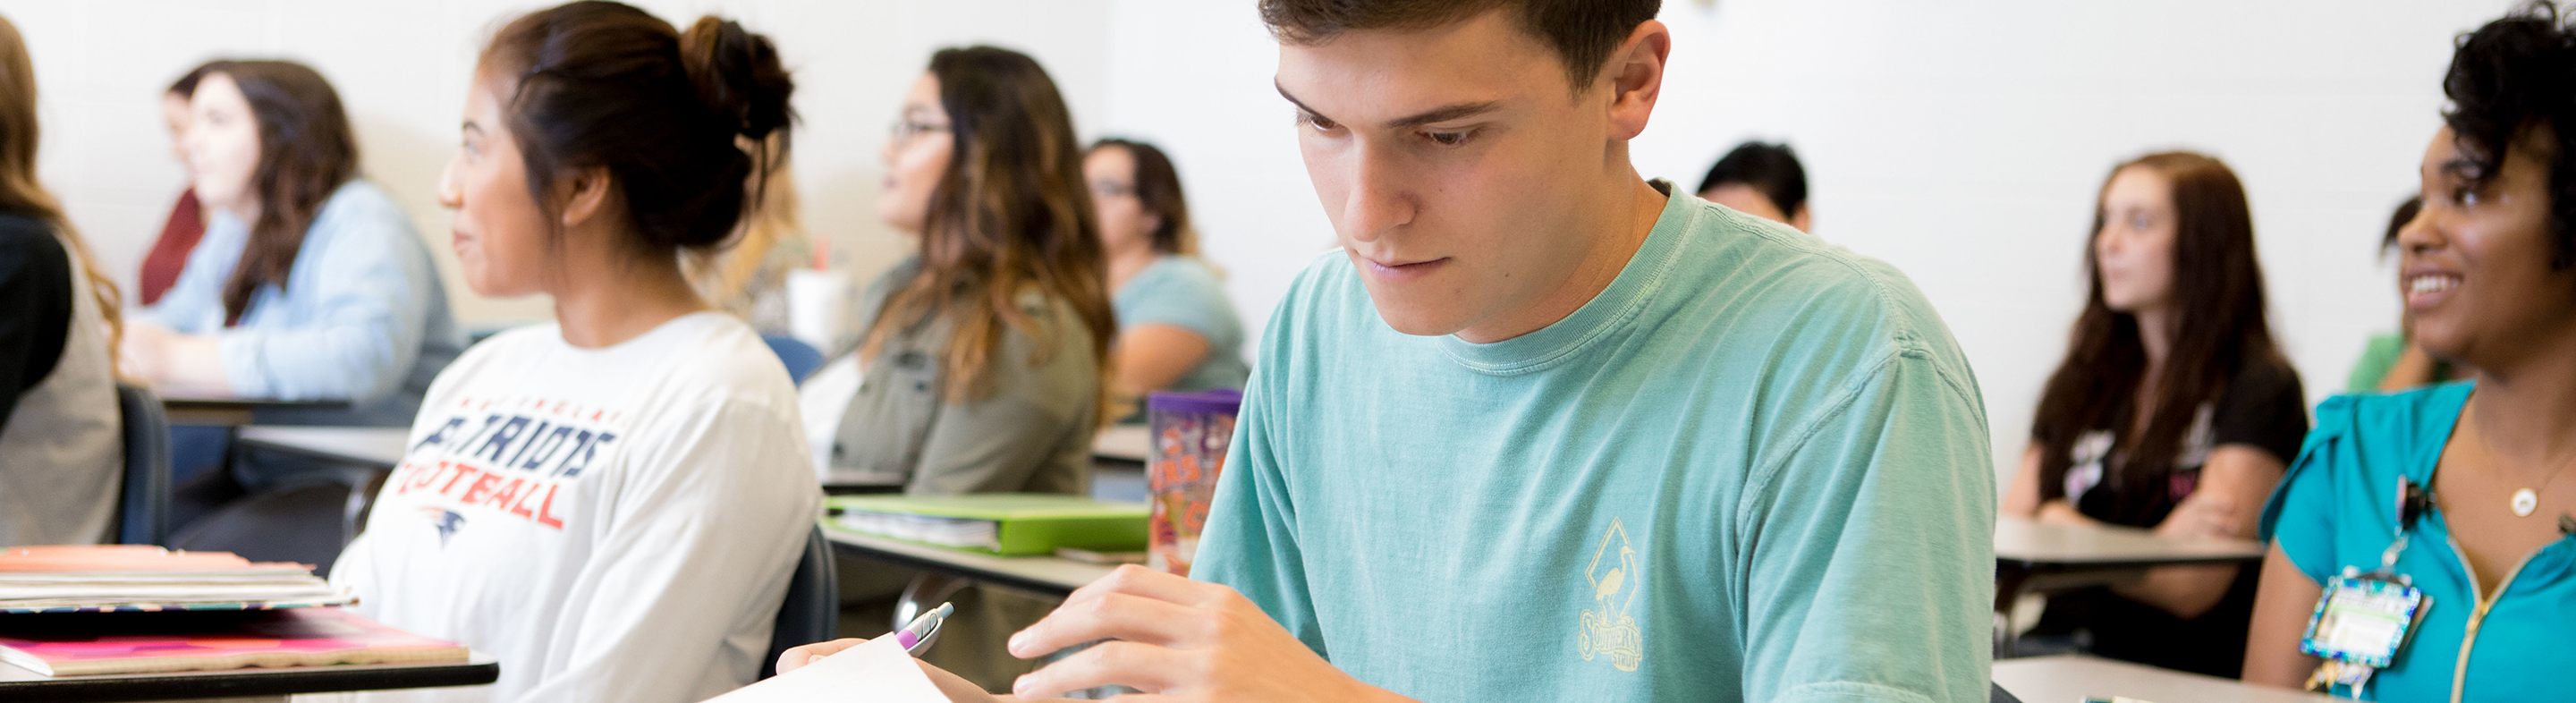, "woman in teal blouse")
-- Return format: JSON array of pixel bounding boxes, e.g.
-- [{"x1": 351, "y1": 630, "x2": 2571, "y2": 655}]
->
[
  {"x1": 2248, "y1": 7, "x2": 2576, "y2": 700},
  {"x1": 1083, "y1": 139, "x2": 1248, "y2": 416}
]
